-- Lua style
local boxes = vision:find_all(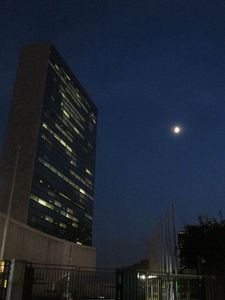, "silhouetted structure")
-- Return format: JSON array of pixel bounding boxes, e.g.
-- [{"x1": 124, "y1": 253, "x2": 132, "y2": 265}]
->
[
  {"x1": 125, "y1": 259, "x2": 149, "y2": 271},
  {"x1": 178, "y1": 217, "x2": 225, "y2": 276}
]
